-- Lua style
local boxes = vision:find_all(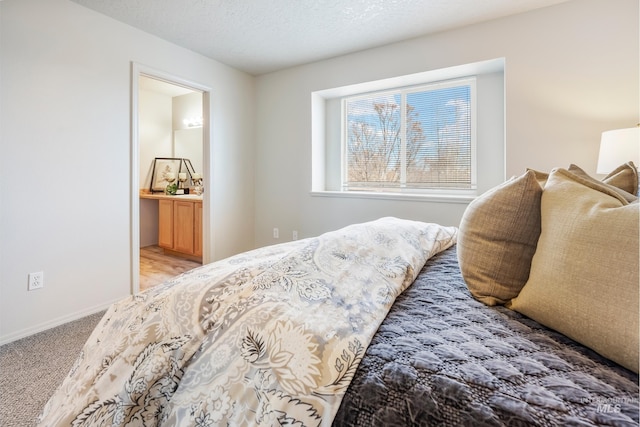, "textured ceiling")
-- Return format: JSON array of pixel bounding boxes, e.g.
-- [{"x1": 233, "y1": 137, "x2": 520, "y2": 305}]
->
[{"x1": 71, "y1": 0, "x2": 568, "y2": 75}]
